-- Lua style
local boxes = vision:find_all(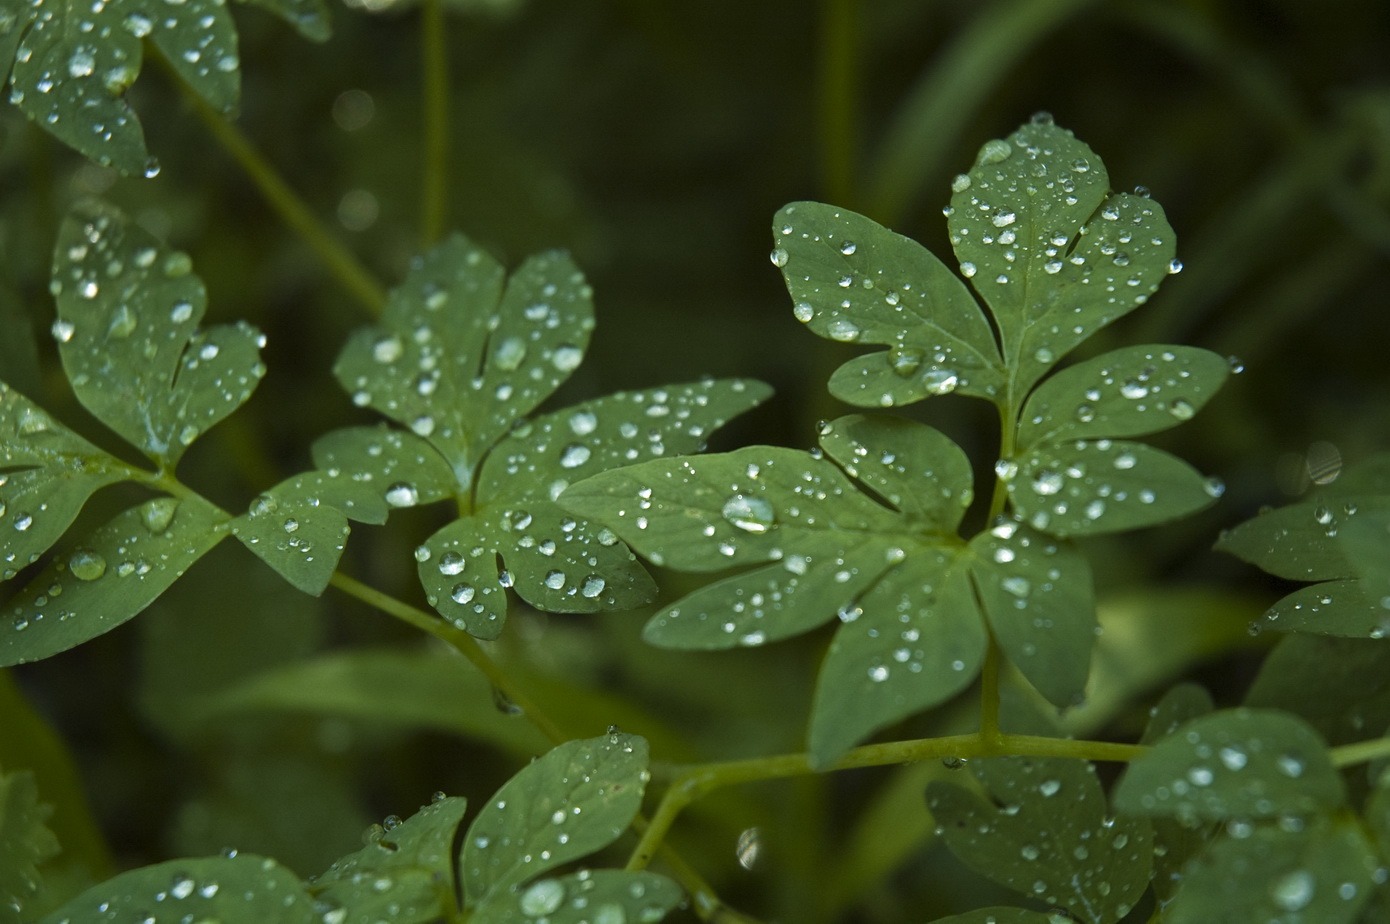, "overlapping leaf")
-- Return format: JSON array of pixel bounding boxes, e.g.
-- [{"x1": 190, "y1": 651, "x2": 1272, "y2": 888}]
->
[
  {"x1": 1, "y1": 494, "x2": 226, "y2": 666},
  {"x1": 0, "y1": 382, "x2": 127, "y2": 579},
  {"x1": 36, "y1": 853, "x2": 316, "y2": 924},
  {"x1": 1139, "y1": 684, "x2": 1216, "y2": 906},
  {"x1": 461, "y1": 732, "x2": 651, "y2": 908},
  {"x1": 0, "y1": 0, "x2": 328, "y2": 174},
  {"x1": 1162, "y1": 817, "x2": 1376, "y2": 924},
  {"x1": 332, "y1": 235, "x2": 770, "y2": 637},
  {"x1": 312, "y1": 796, "x2": 468, "y2": 924},
  {"x1": 1218, "y1": 454, "x2": 1390, "y2": 637},
  {"x1": 0, "y1": 767, "x2": 60, "y2": 921},
  {"x1": 948, "y1": 117, "x2": 1181, "y2": 399},
  {"x1": 773, "y1": 201, "x2": 1004, "y2": 406},
  {"x1": 568, "y1": 414, "x2": 1102, "y2": 762},
  {"x1": 1003, "y1": 345, "x2": 1228, "y2": 537},
  {"x1": 474, "y1": 870, "x2": 683, "y2": 924},
  {"x1": 1115, "y1": 709, "x2": 1345, "y2": 822},
  {"x1": 927, "y1": 756, "x2": 1153, "y2": 924},
  {"x1": 52, "y1": 201, "x2": 266, "y2": 468},
  {"x1": 1245, "y1": 635, "x2": 1390, "y2": 747}
]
